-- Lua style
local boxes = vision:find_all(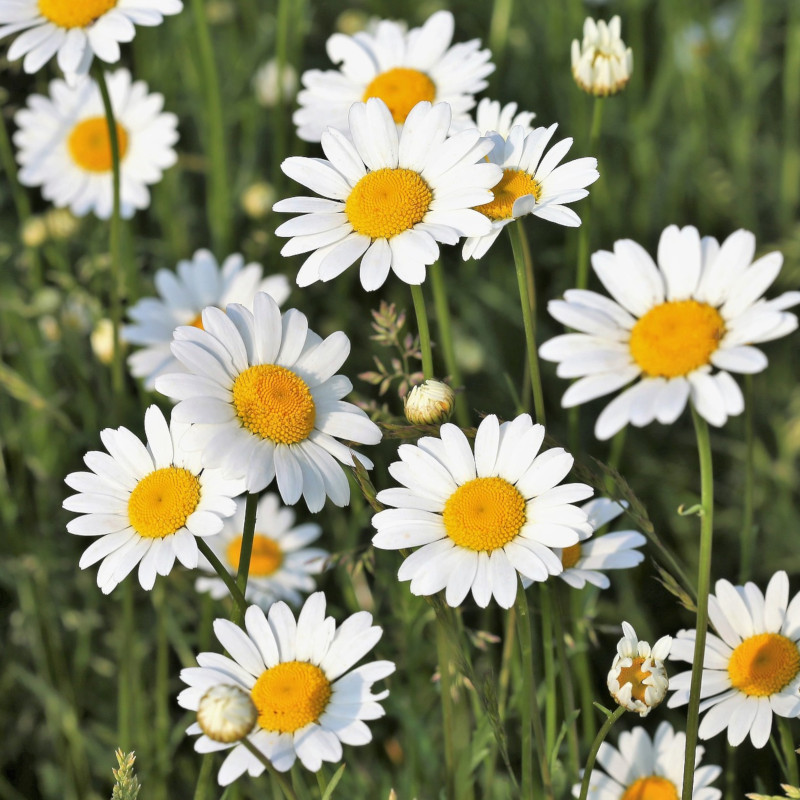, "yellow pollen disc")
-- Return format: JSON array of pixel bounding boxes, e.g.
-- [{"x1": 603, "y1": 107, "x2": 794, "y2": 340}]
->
[
  {"x1": 226, "y1": 533, "x2": 284, "y2": 577},
  {"x1": 561, "y1": 543, "x2": 582, "y2": 569},
  {"x1": 127, "y1": 467, "x2": 201, "y2": 539},
  {"x1": 345, "y1": 168, "x2": 432, "y2": 240},
  {"x1": 362, "y1": 67, "x2": 437, "y2": 124},
  {"x1": 232, "y1": 364, "x2": 316, "y2": 445},
  {"x1": 621, "y1": 776, "x2": 679, "y2": 800},
  {"x1": 251, "y1": 661, "x2": 332, "y2": 733},
  {"x1": 442, "y1": 477, "x2": 526, "y2": 552},
  {"x1": 67, "y1": 117, "x2": 129, "y2": 173},
  {"x1": 616, "y1": 657, "x2": 651, "y2": 703},
  {"x1": 475, "y1": 168, "x2": 542, "y2": 221},
  {"x1": 188, "y1": 313, "x2": 205, "y2": 330},
  {"x1": 38, "y1": 0, "x2": 117, "y2": 28},
  {"x1": 727, "y1": 633, "x2": 800, "y2": 697},
  {"x1": 629, "y1": 300, "x2": 725, "y2": 379}
]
